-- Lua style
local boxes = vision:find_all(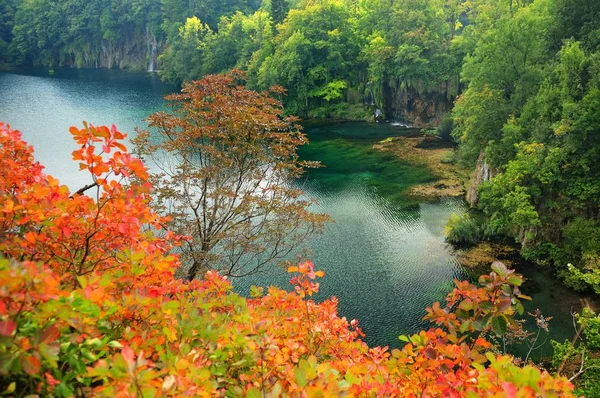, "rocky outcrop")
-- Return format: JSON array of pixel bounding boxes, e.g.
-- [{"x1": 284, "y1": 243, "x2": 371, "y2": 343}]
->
[
  {"x1": 382, "y1": 81, "x2": 457, "y2": 128},
  {"x1": 62, "y1": 30, "x2": 163, "y2": 71},
  {"x1": 466, "y1": 151, "x2": 495, "y2": 206}
]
